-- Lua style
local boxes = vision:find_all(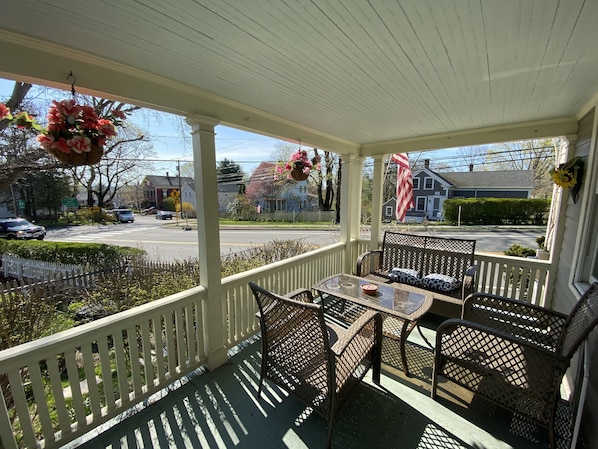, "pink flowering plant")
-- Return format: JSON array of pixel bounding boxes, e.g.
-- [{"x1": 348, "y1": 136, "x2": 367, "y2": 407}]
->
[
  {"x1": 276, "y1": 148, "x2": 321, "y2": 179},
  {"x1": 36, "y1": 99, "x2": 125, "y2": 155}
]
